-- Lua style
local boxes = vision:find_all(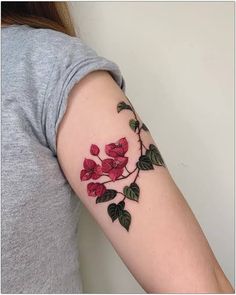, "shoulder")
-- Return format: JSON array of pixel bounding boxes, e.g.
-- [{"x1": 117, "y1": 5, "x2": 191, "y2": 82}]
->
[{"x1": 25, "y1": 25, "x2": 96, "y2": 62}]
